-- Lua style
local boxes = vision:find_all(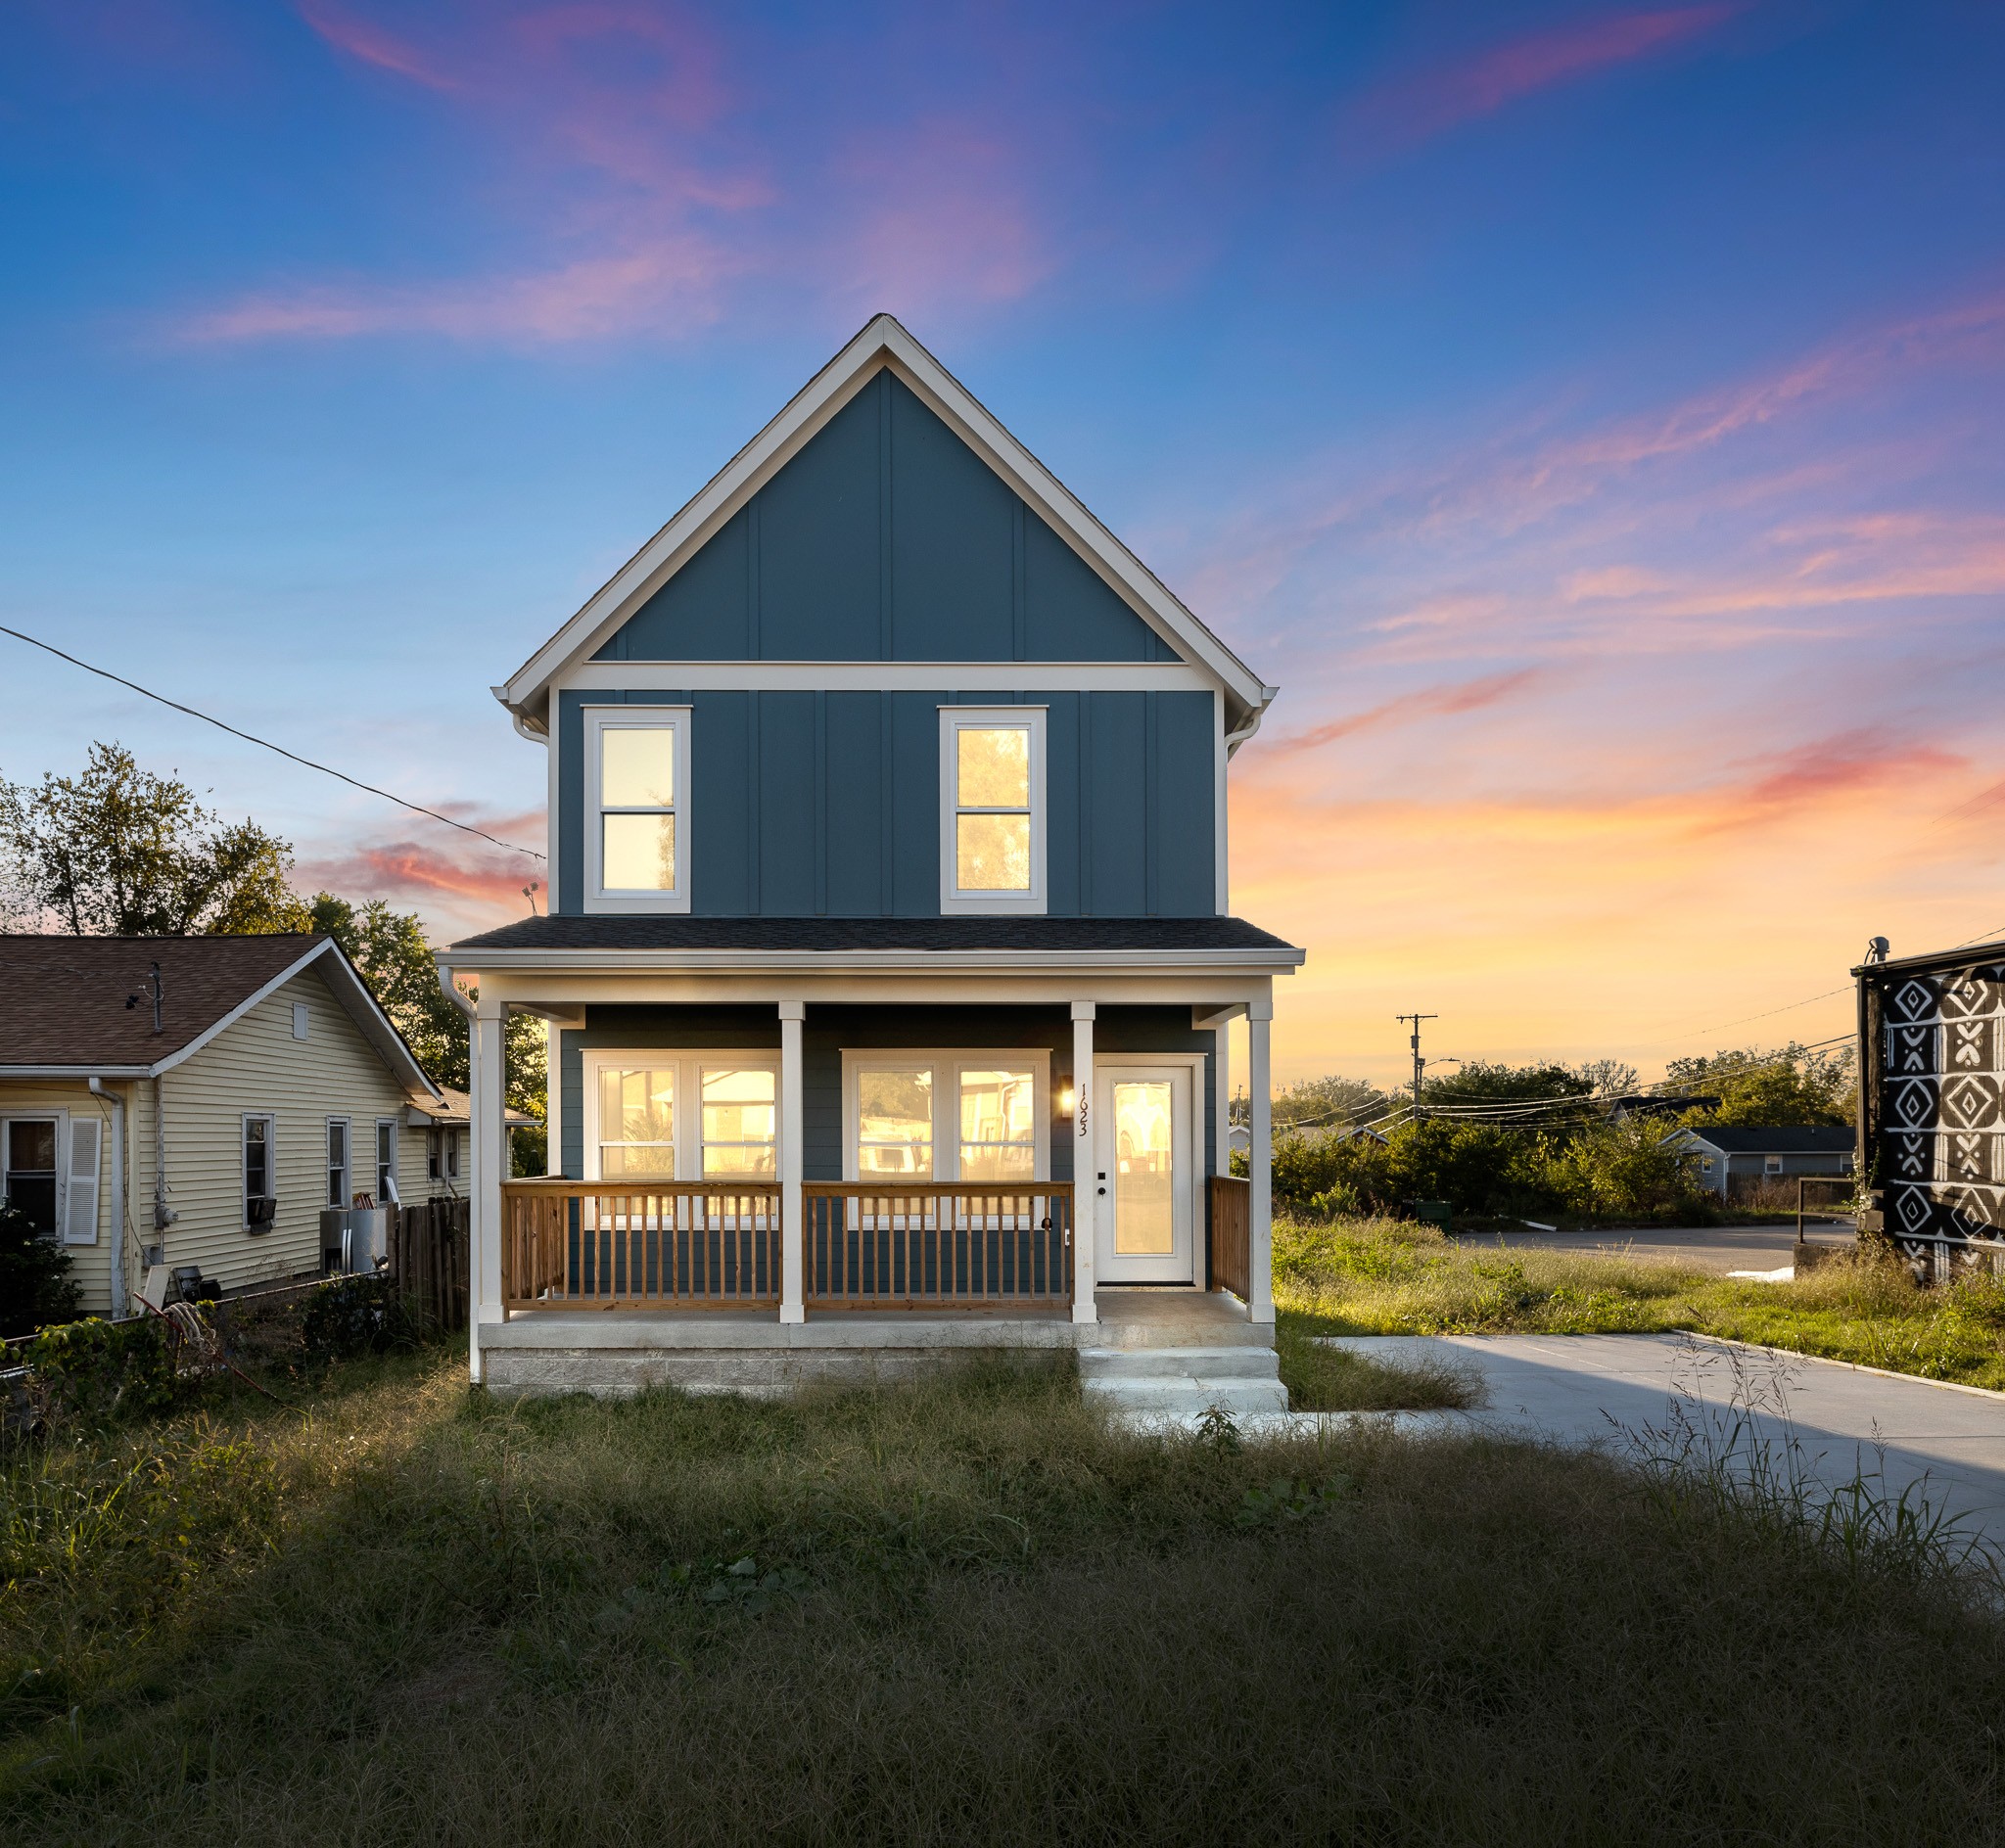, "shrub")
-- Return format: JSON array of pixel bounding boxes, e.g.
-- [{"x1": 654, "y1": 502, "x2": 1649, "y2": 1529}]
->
[
  {"x1": 0, "y1": 1201, "x2": 81, "y2": 1339},
  {"x1": 23, "y1": 1315, "x2": 175, "y2": 1428},
  {"x1": 300, "y1": 1274, "x2": 422, "y2": 1361},
  {"x1": 1536, "y1": 1116, "x2": 1711, "y2": 1221}
]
